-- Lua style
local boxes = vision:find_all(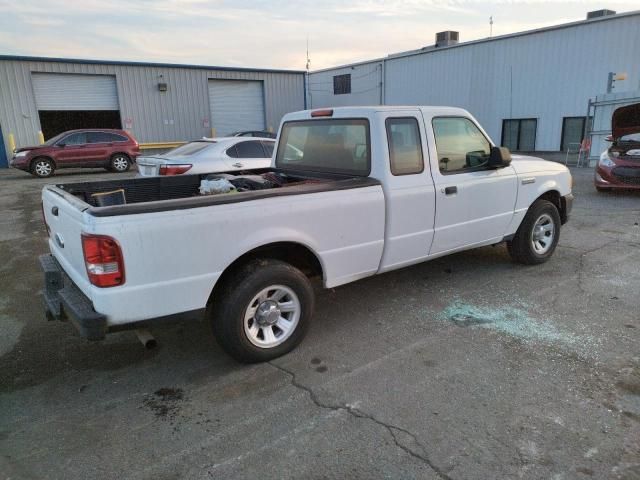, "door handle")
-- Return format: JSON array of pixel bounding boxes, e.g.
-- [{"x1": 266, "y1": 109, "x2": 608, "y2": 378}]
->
[
  {"x1": 444, "y1": 186, "x2": 458, "y2": 195},
  {"x1": 232, "y1": 162, "x2": 243, "y2": 168}
]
